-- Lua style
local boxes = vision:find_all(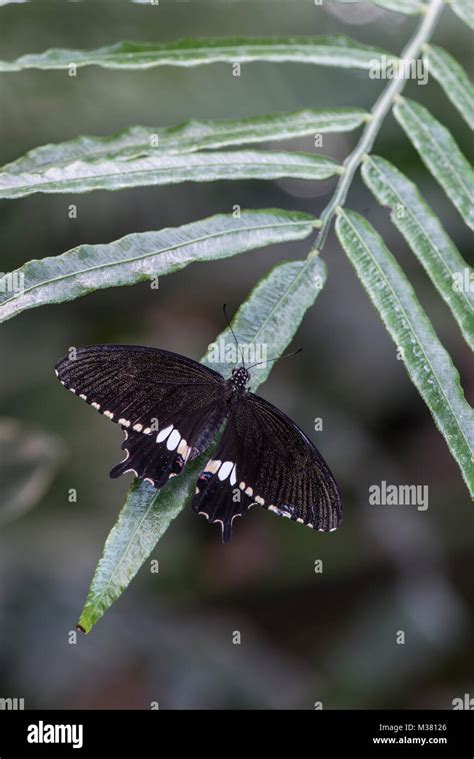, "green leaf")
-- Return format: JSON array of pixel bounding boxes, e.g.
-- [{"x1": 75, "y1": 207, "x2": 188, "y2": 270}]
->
[
  {"x1": 449, "y1": 0, "x2": 474, "y2": 30},
  {"x1": 0, "y1": 36, "x2": 390, "y2": 72},
  {"x1": 77, "y1": 477, "x2": 191, "y2": 634},
  {"x1": 77, "y1": 254, "x2": 327, "y2": 632},
  {"x1": 0, "y1": 209, "x2": 316, "y2": 324},
  {"x1": 393, "y1": 97, "x2": 474, "y2": 230},
  {"x1": 201, "y1": 255, "x2": 327, "y2": 390},
  {"x1": 362, "y1": 155, "x2": 474, "y2": 349},
  {"x1": 336, "y1": 209, "x2": 474, "y2": 497},
  {"x1": 423, "y1": 45, "x2": 474, "y2": 129},
  {"x1": 0, "y1": 148, "x2": 342, "y2": 199},
  {"x1": 1, "y1": 108, "x2": 368, "y2": 177}
]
